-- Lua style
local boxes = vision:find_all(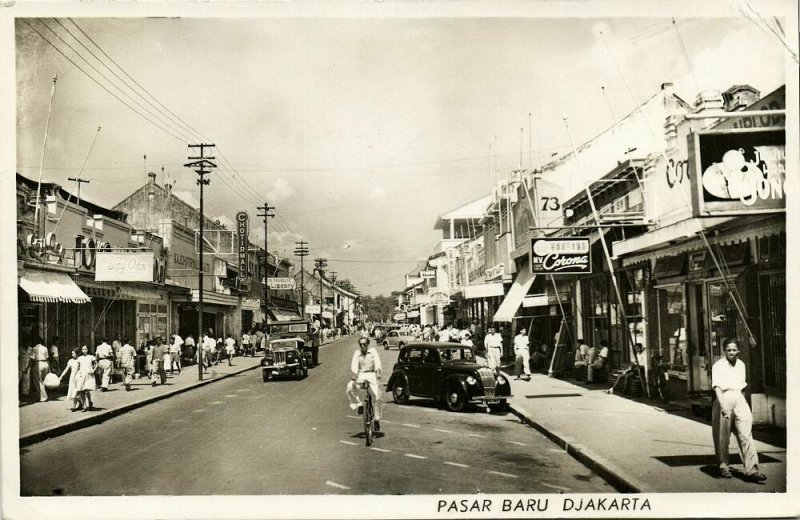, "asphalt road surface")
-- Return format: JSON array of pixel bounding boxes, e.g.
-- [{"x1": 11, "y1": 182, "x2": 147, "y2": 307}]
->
[{"x1": 20, "y1": 335, "x2": 614, "y2": 495}]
